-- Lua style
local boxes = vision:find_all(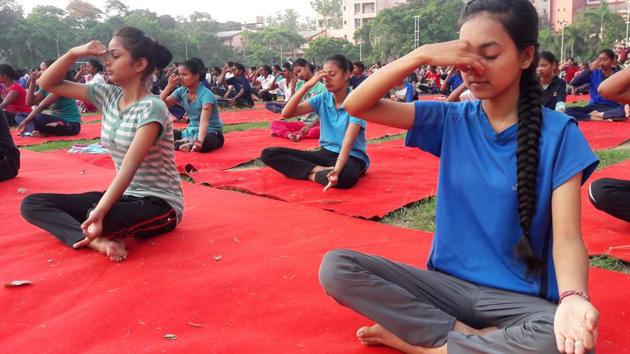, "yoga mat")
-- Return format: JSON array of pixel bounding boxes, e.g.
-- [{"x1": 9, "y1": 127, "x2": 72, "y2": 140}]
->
[
  {"x1": 11, "y1": 123, "x2": 102, "y2": 147},
  {"x1": 578, "y1": 120, "x2": 630, "y2": 151},
  {"x1": 190, "y1": 140, "x2": 440, "y2": 219},
  {"x1": 1, "y1": 152, "x2": 627, "y2": 353},
  {"x1": 582, "y1": 160, "x2": 630, "y2": 261},
  {"x1": 0, "y1": 150, "x2": 434, "y2": 353},
  {"x1": 81, "y1": 114, "x2": 102, "y2": 123},
  {"x1": 175, "y1": 124, "x2": 405, "y2": 173},
  {"x1": 567, "y1": 94, "x2": 589, "y2": 104}
]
